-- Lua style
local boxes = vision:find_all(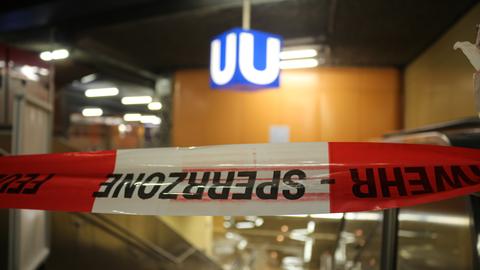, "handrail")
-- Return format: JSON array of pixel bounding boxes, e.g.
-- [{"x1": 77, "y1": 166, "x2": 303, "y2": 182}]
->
[{"x1": 70, "y1": 213, "x2": 220, "y2": 268}]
